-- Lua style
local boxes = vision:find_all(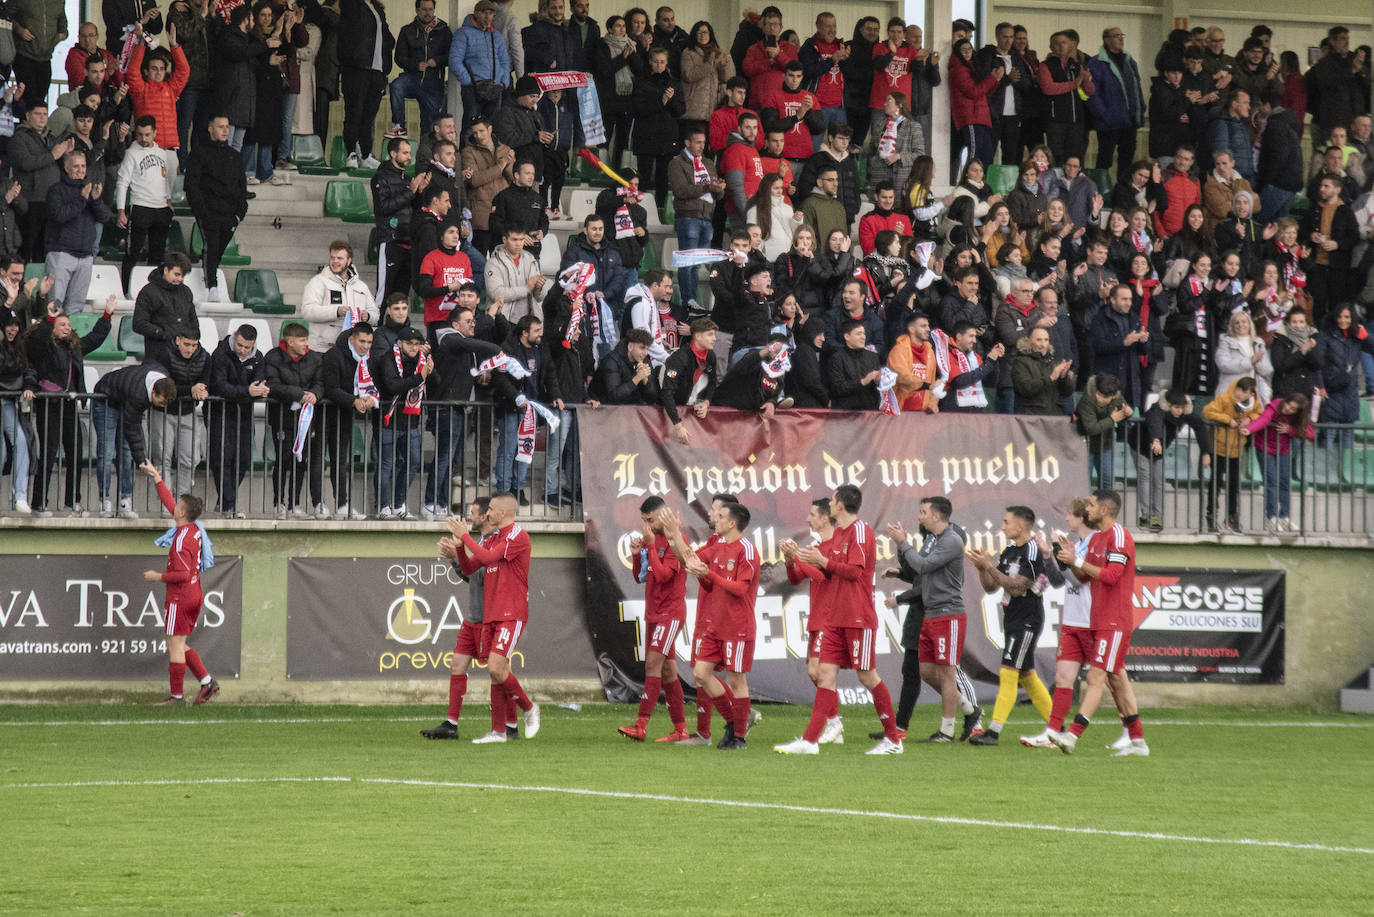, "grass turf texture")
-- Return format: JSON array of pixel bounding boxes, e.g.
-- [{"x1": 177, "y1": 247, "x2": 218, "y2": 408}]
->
[{"x1": 2, "y1": 702, "x2": 1370, "y2": 916}]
